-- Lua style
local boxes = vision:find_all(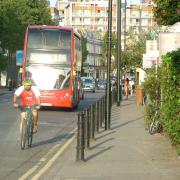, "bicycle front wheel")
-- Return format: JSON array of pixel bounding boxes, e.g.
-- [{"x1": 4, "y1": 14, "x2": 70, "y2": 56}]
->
[
  {"x1": 27, "y1": 119, "x2": 33, "y2": 147},
  {"x1": 20, "y1": 118, "x2": 27, "y2": 150}
]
